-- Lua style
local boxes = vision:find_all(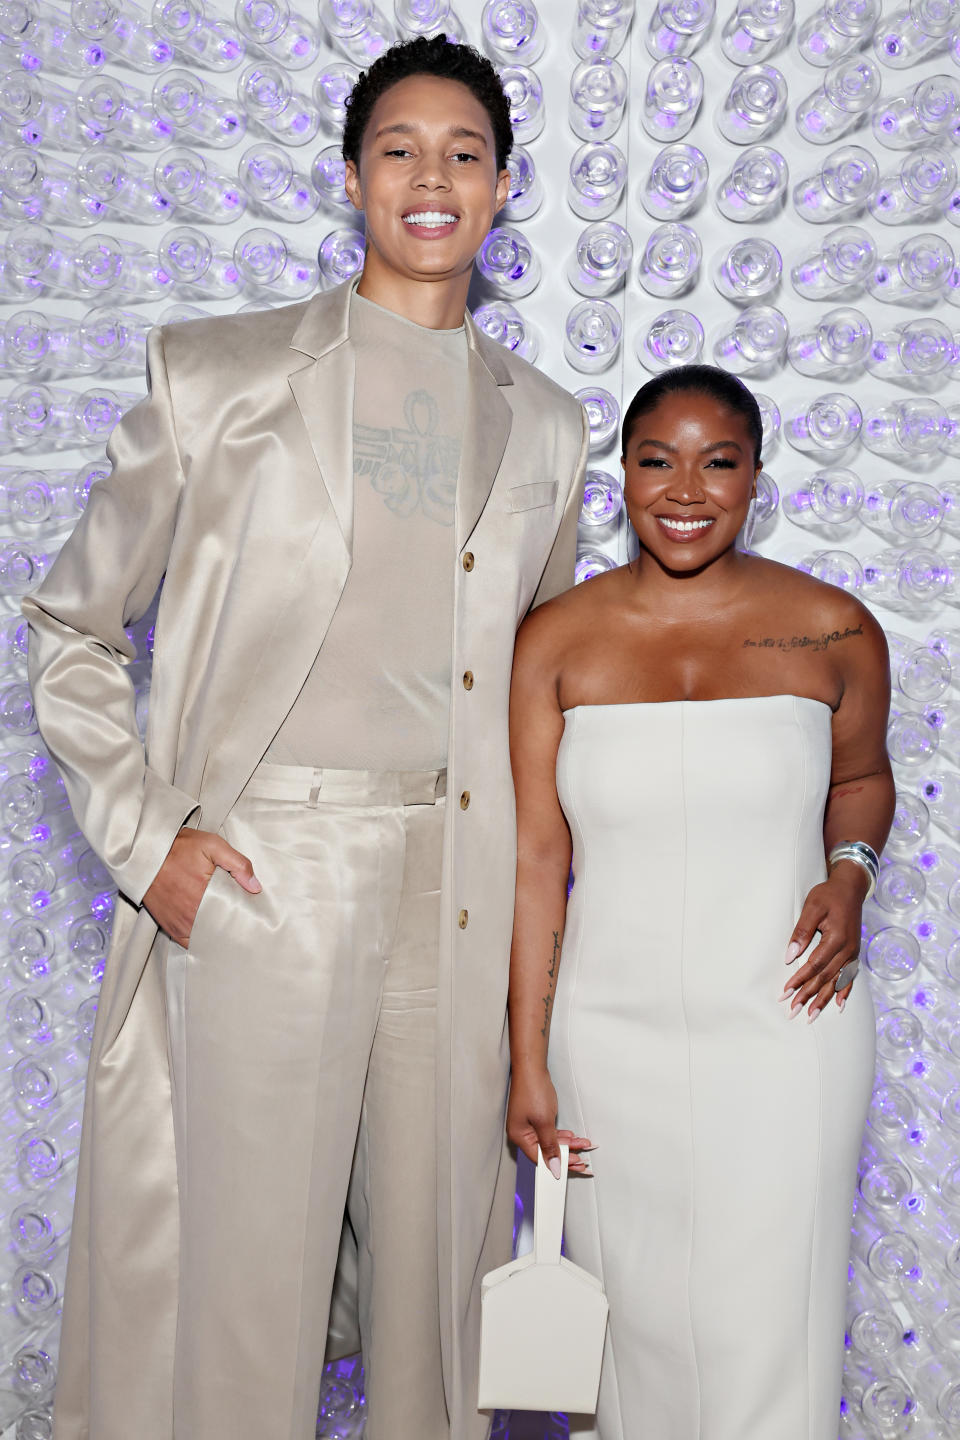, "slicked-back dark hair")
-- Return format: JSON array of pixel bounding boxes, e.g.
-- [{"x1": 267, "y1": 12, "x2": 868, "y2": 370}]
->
[
  {"x1": 621, "y1": 365, "x2": 764, "y2": 468},
  {"x1": 341, "y1": 35, "x2": 513, "y2": 174}
]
